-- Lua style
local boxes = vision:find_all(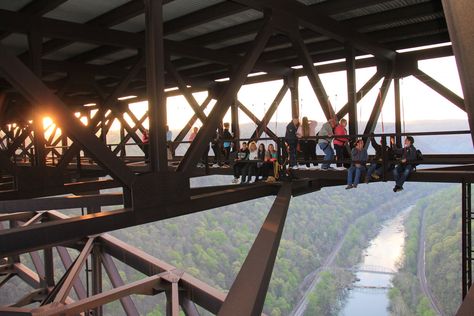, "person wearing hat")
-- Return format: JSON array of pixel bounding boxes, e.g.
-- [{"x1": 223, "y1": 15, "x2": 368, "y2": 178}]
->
[{"x1": 392, "y1": 136, "x2": 417, "y2": 192}]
